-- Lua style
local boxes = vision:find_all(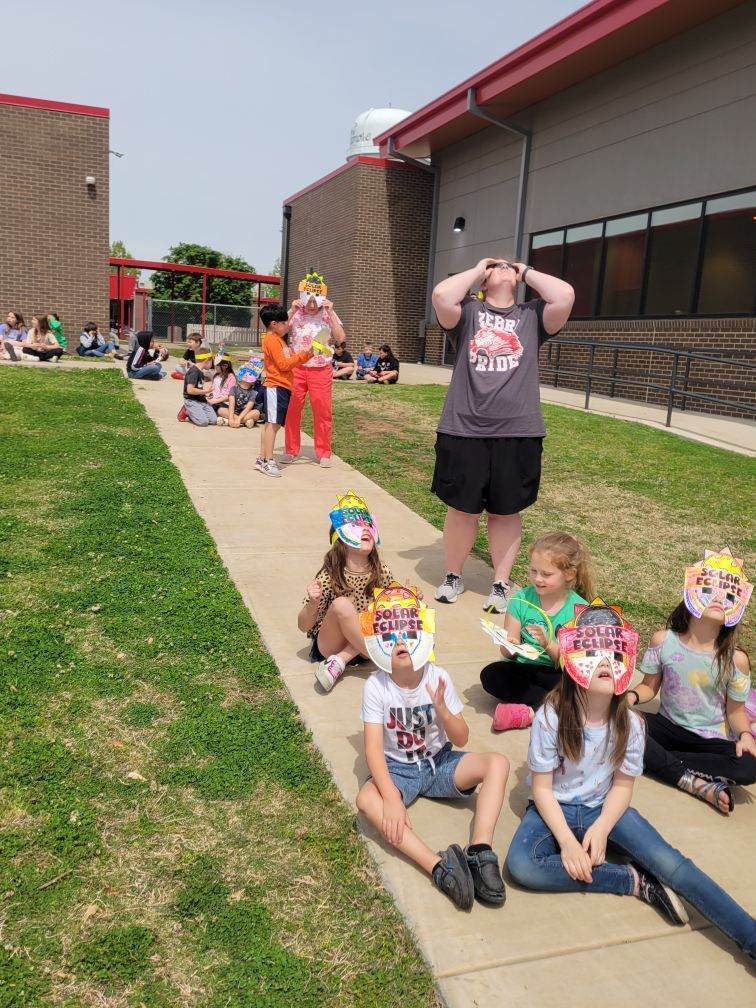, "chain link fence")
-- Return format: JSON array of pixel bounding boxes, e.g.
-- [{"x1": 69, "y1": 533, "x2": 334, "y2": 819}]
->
[{"x1": 146, "y1": 299, "x2": 263, "y2": 346}]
